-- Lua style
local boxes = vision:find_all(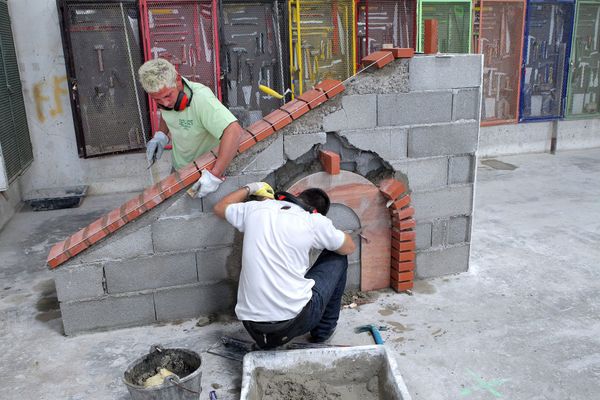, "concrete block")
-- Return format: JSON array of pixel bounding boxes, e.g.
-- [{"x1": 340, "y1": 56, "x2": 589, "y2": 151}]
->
[
  {"x1": 408, "y1": 121, "x2": 479, "y2": 158},
  {"x1": 449, "y1": 155, "x2": 474, "y2": 184},
  {"x1": 53, "y1": 263, "x2": 105, "y2": 302},
  {"x1": 104, "y1": 253, "x2": 197, "y2": 294},
  {"x1": 391, "y1": 156, "x2": 448, "y2": 191},
  {"x1": 416, "y1": 244, "x2": 471, "y2": 279},
  {"x1": 557, "y1": 119, "x2": 600, "y2": 151},
  {"x1": 322, "y1": 95, "x2": 377, "y2": 131},
  {"x1": 431, "y1": 219, "x2": 448, "y2": 247},
  {"x1": 448, "y1": 216, "x2": 470, "y2": 245},
  {"x1": 411, "y1": 185, "x2": 474, "y2": 220},
  {"x1": 415, "y1": 223, "x2": 432, "y2": 250},
  {"x1": 60, "y1": 293, "x2": 155, "y2": 335},
  {"x1": 378, "y1": 91, "x2": 453, "y2": 126},
  {"x1": 341, "y1": 127, "x2": 408, "y2": 161},
  {"x1": 243, "y1": 135, "x2": 285, "y2": 172},
  {"x1": 284, "y1": 132, "x2": 327, "y2": 160},
  {"x1": 154, "y1": 282, "x2": 236, "y2": 320},
  {"x1": 478, "y1": 122, "x2": 552, "y2": 158},
  {"x1": 453, "y1": 89, "x2": 481, "y2": 121},
  {"x1": 196, "y1": 247, "x2": 234, "y2": 282},
  {"x1": 77, "y1": 225, "x2": 153, "y2": 263},
  {"x1": 153, "y1": 213, "x2": 237, "y2": 252},
  {"x1": 409, "y1": 55, "x2": 483, "y2": 91}
]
